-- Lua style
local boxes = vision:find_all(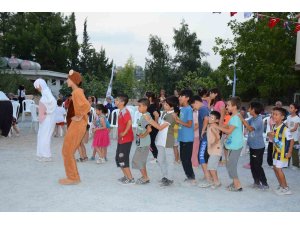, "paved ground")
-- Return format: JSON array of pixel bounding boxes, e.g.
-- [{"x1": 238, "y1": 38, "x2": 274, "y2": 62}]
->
[{"x1": 1, "y1": 117, "x2": 300, "y2": 212}]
